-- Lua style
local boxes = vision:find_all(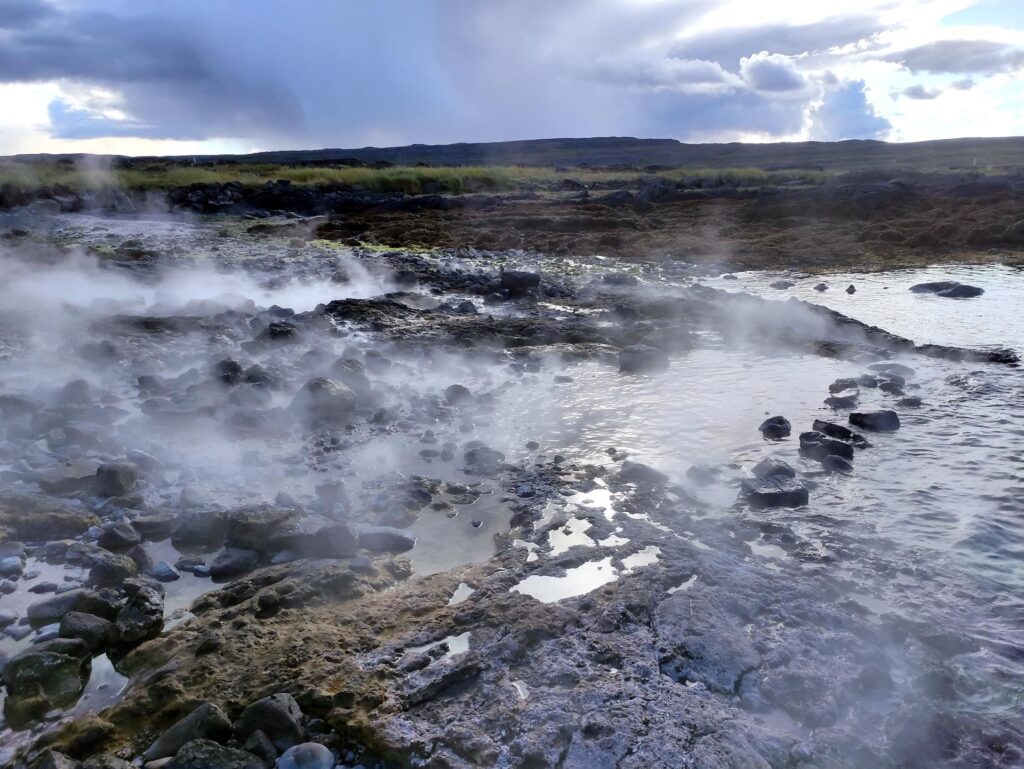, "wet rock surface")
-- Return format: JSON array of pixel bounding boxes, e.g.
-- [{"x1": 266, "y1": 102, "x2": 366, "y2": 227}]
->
[{"x1": 0, "y1": 210, "x2": 1020, "y2": 769}]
